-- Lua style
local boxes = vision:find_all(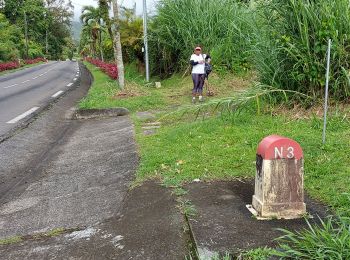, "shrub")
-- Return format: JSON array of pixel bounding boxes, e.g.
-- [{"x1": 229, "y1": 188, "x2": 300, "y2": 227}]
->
[
  {"x1": 24, "y1": 57, "x2": 47, "y2": 65},
  {"x1": 0, "y1": 61, "x2": 20, "y2": 72},
  {"x1": 86, "y1": 57, "x2": 118, "y2": 79}
]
